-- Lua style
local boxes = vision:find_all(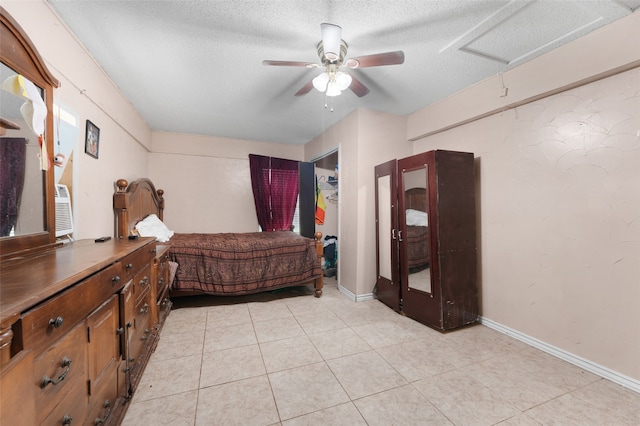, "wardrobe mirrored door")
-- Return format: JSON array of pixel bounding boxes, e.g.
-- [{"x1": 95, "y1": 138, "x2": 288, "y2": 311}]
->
[
  {"x1": 398, "y1": 152, "x2": 441, "y2": 328},
  {"x1": 374, "y1": 160, "x2": 400, "y2": 311},
  {"x1": 402, "y1": 167, "x2": 431, "y2": 295}
]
